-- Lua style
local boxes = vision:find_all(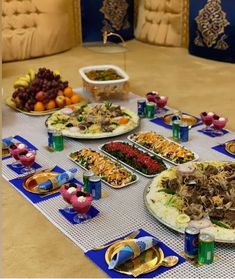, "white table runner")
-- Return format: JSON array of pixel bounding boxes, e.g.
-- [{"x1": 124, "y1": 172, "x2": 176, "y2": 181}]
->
[{"x1": 2, "y1": 91, "x2": 235, "y2": 278}]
